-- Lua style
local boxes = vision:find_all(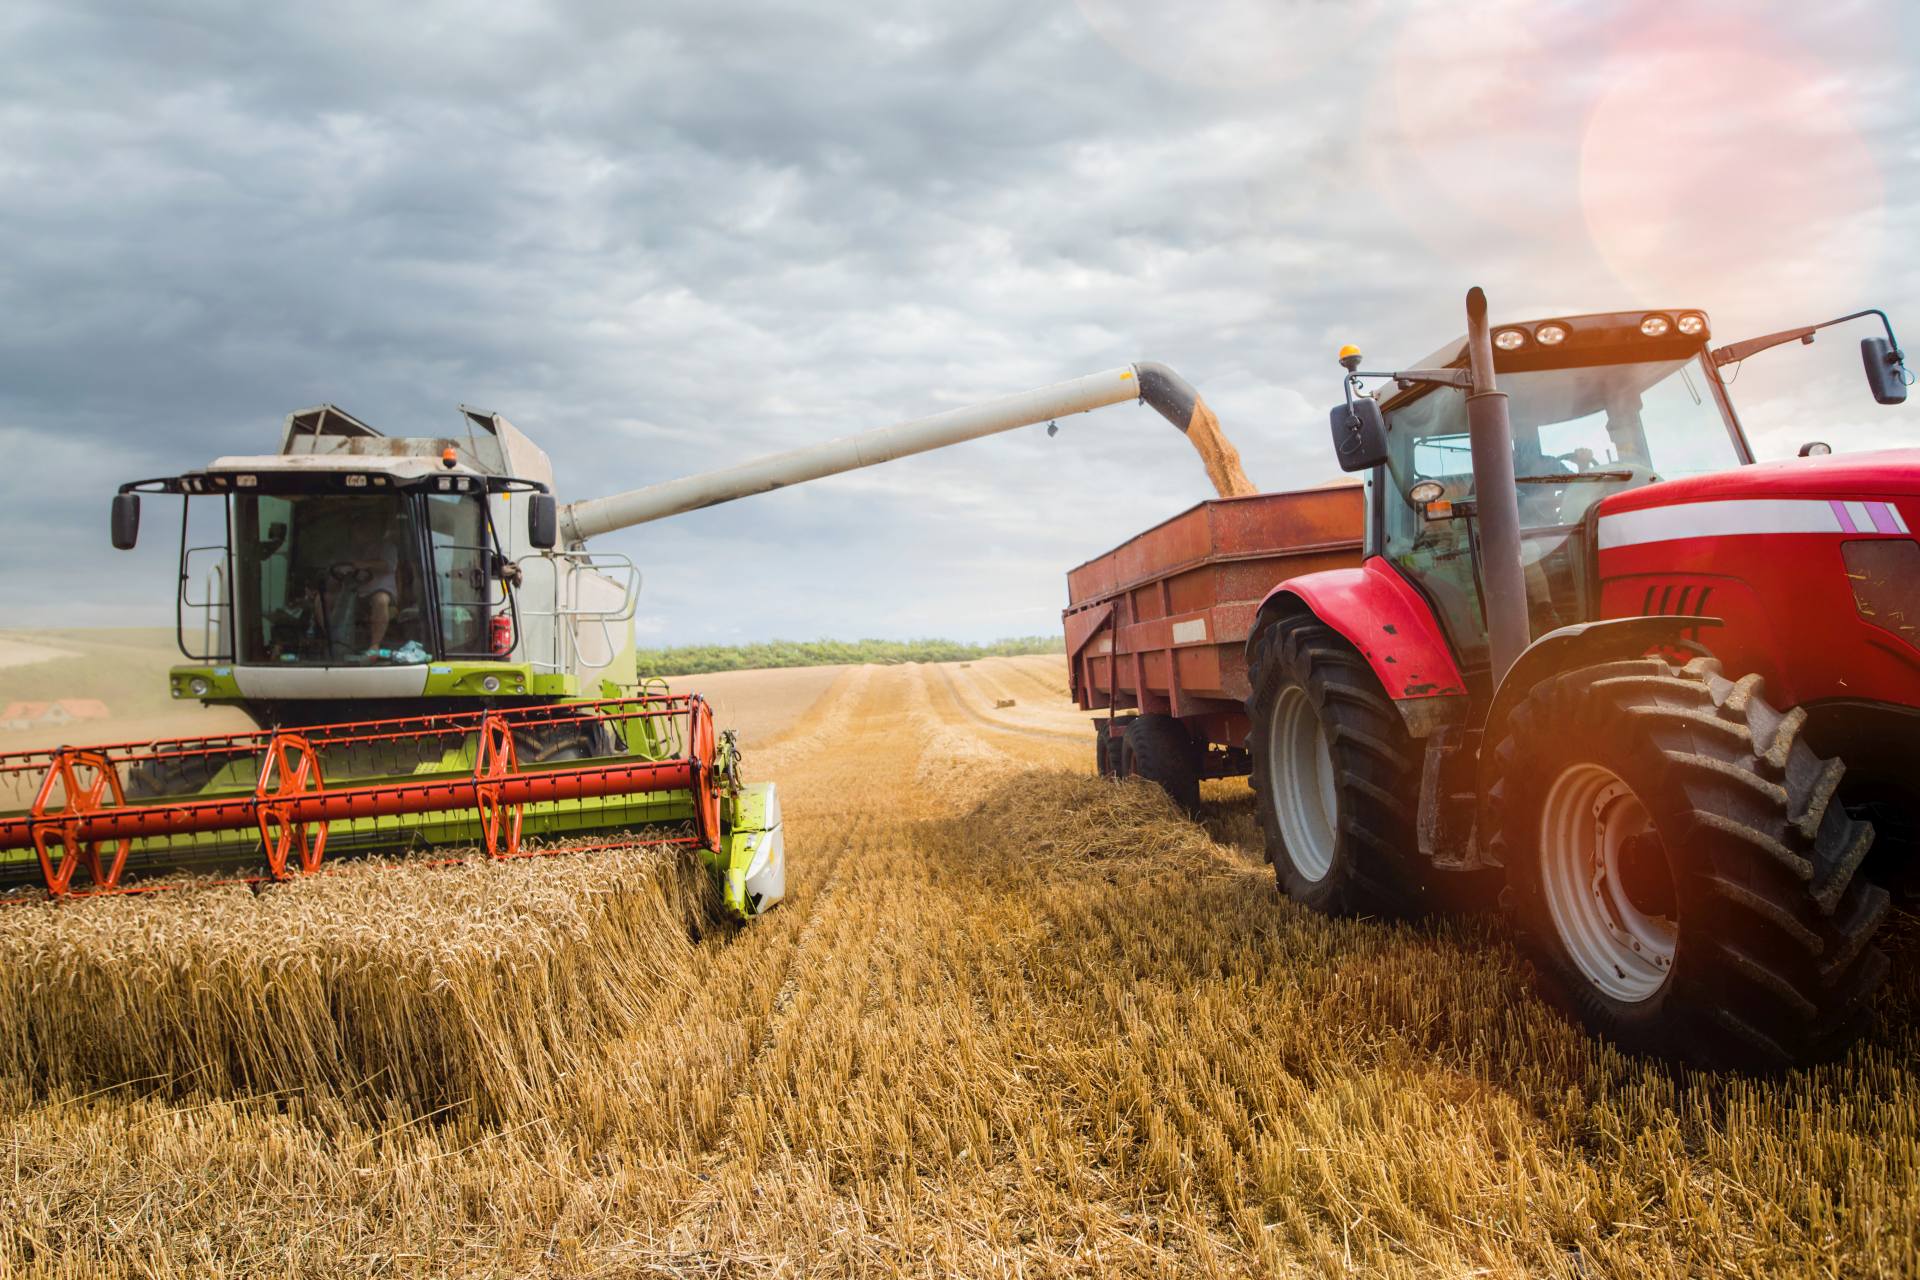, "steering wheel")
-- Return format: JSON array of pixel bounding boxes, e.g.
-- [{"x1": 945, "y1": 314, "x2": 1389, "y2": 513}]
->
[
  {"x1": 1554, "y1": 461, "x2": 1660, "y2": 524},
  {"x1": 327, "y1": 561, "x2": 373, "y2": 587}
]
